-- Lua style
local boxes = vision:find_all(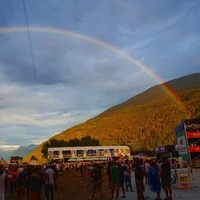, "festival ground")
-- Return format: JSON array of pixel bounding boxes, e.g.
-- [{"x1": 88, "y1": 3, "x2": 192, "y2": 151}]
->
[{"x1": 5, "y1": 168, "x2": 200, "y2": 200}]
